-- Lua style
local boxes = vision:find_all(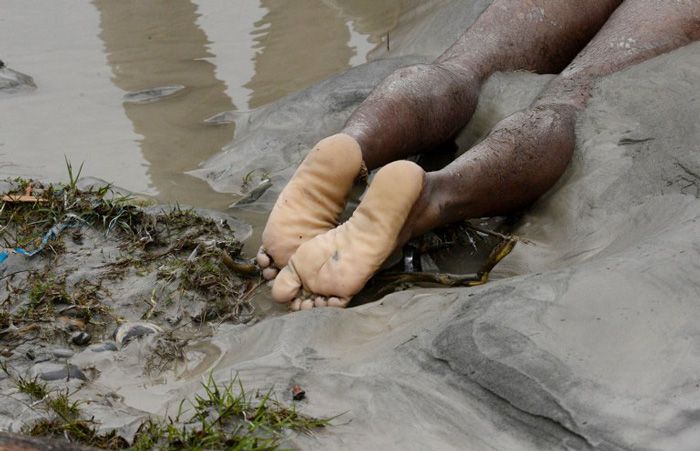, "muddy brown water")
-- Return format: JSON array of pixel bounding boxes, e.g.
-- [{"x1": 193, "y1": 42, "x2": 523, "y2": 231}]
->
[{"x1": 0, "y1": 0, "x2": 436, "y2": 215}]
